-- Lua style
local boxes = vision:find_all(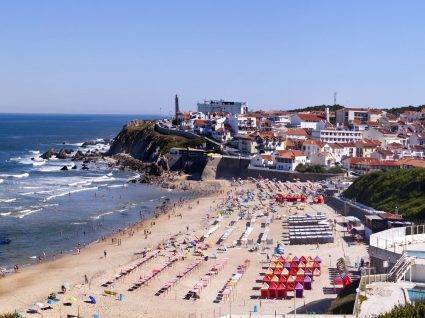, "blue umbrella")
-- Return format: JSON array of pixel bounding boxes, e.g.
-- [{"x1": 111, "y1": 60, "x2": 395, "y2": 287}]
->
[{"x1": 89, "y1": 296, "x2": 96, "y2": 304}]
